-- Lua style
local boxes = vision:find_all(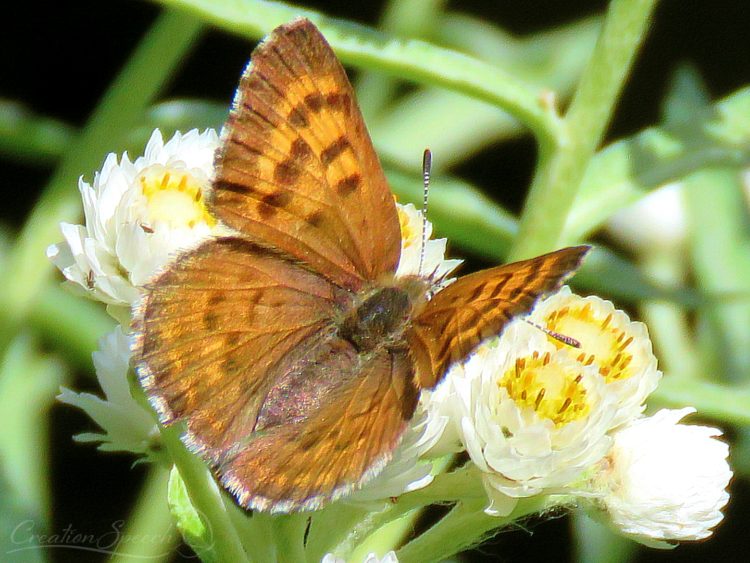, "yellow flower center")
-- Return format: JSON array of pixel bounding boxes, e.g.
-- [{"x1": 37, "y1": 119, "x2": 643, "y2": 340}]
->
[
  {"x1": 499, "y1": 351, "x2": 590, "y2": 427},
  {"x1": 137, "y1": 165, "x2": 215, "y2": 229},
  {"x1": 544, "y1": 303, "x2": 634, "y2": 383}
]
